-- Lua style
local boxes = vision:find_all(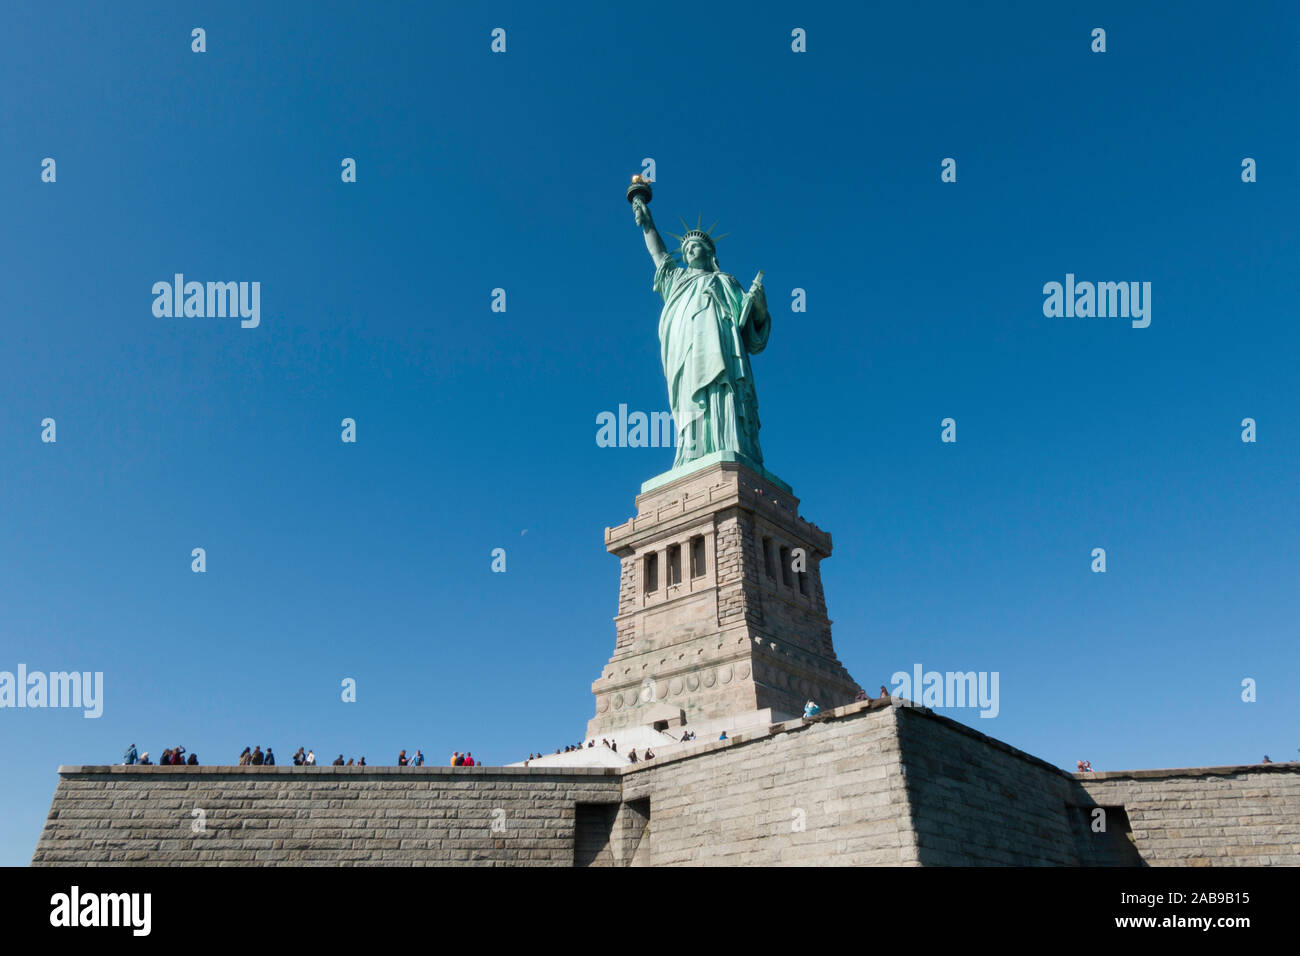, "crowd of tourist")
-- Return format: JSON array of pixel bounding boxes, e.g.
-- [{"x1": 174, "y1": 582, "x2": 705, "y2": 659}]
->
[
  {"x1": 523, "y1": 728, "x2": 737, "y2": 765},
  {"x1": 119, "y1": 690, "x2": 913, "y2": 771},
  {"x1": 122, "y1": 743, "x2": 197, "y2": 766},
  {"x1": 525, "y1": 740, "x2": 600, "y2": 763},
  {"x1": 236, "y1": 746, "x2": 277, "y2": 765},
  {"x1": 121, "y1": 743, "x2": 440, "y2": 768},
  {"x1": 123, "y1": 696, "x2": 1293, "y2": 775}
]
